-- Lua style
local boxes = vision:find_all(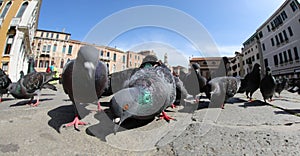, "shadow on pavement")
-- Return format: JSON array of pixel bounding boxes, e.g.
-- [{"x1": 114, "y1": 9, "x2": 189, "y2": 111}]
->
[
  {"x1": 47, "y1": 103, "x2": 90, "y2": 133},
  {"x1": 9, "y1": 98, "x2": 53, "y2": 107},
  {"x1": 86, "y1": 108, "x2": 154, "y2": 142},
  {"x1": 238, "y1": 100, "x2": 266, "y2": 108}
]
